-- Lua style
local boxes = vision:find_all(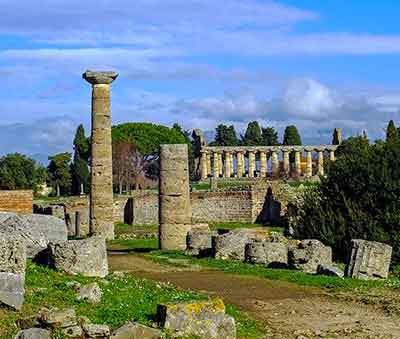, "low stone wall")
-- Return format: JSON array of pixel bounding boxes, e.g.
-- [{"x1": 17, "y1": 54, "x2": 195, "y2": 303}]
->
[{"x1": 0, "y1": 190, "x2": 33, "y2": 214}]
